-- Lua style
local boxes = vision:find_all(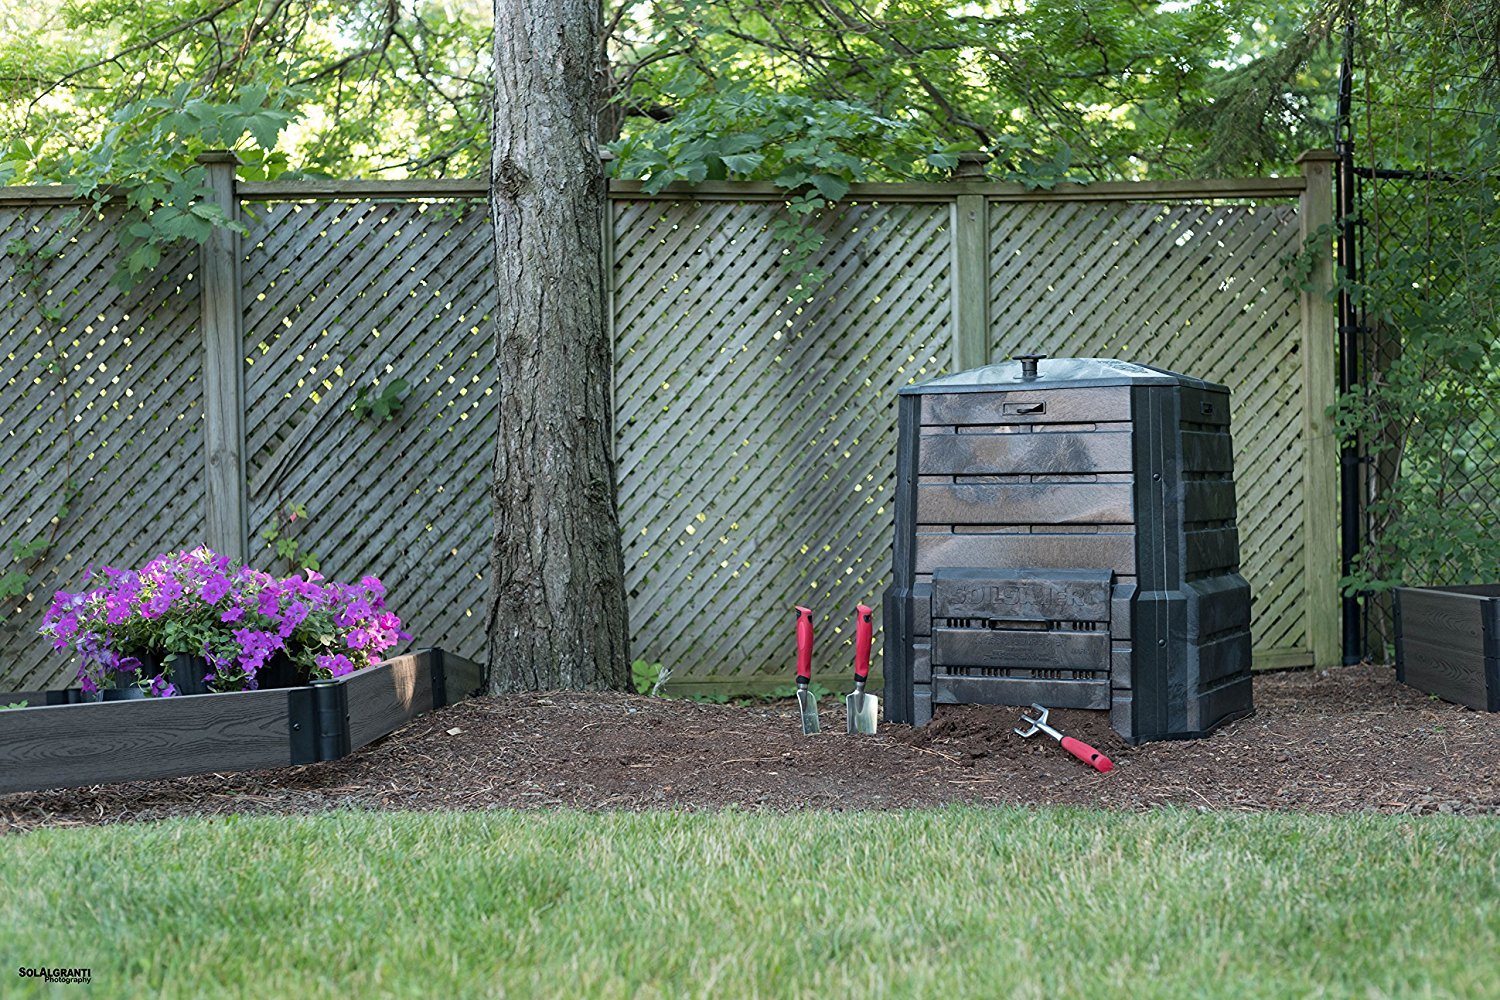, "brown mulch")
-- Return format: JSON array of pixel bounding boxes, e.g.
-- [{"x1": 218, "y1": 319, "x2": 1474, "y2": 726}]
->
[{"x1": 2, "y1": 663, "x2": 1497, "y2": 833}]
